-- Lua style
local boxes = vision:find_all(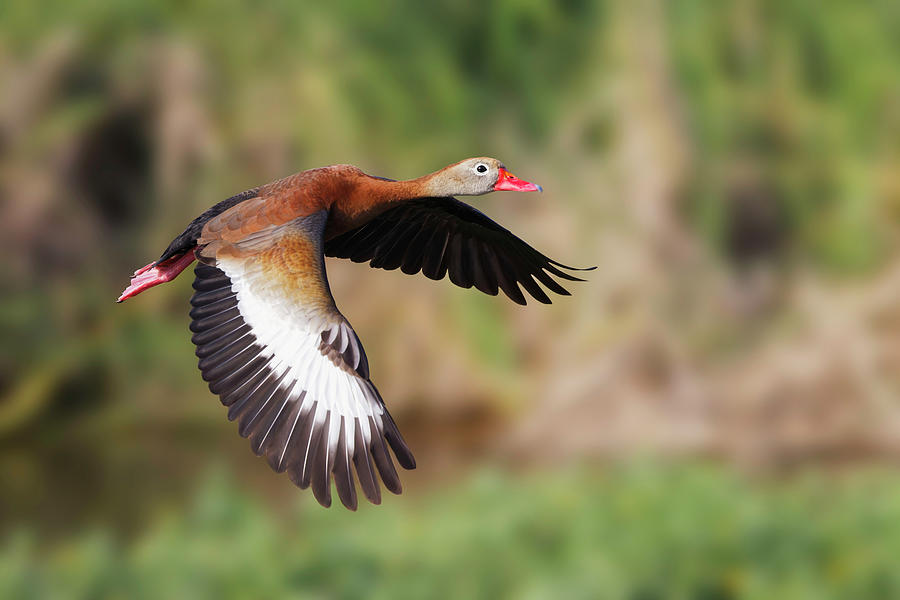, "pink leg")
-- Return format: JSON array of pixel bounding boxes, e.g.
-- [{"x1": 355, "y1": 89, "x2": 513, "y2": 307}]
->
[{"x1": 117, "y1": 251, "x2": 197, "y2": 303}]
